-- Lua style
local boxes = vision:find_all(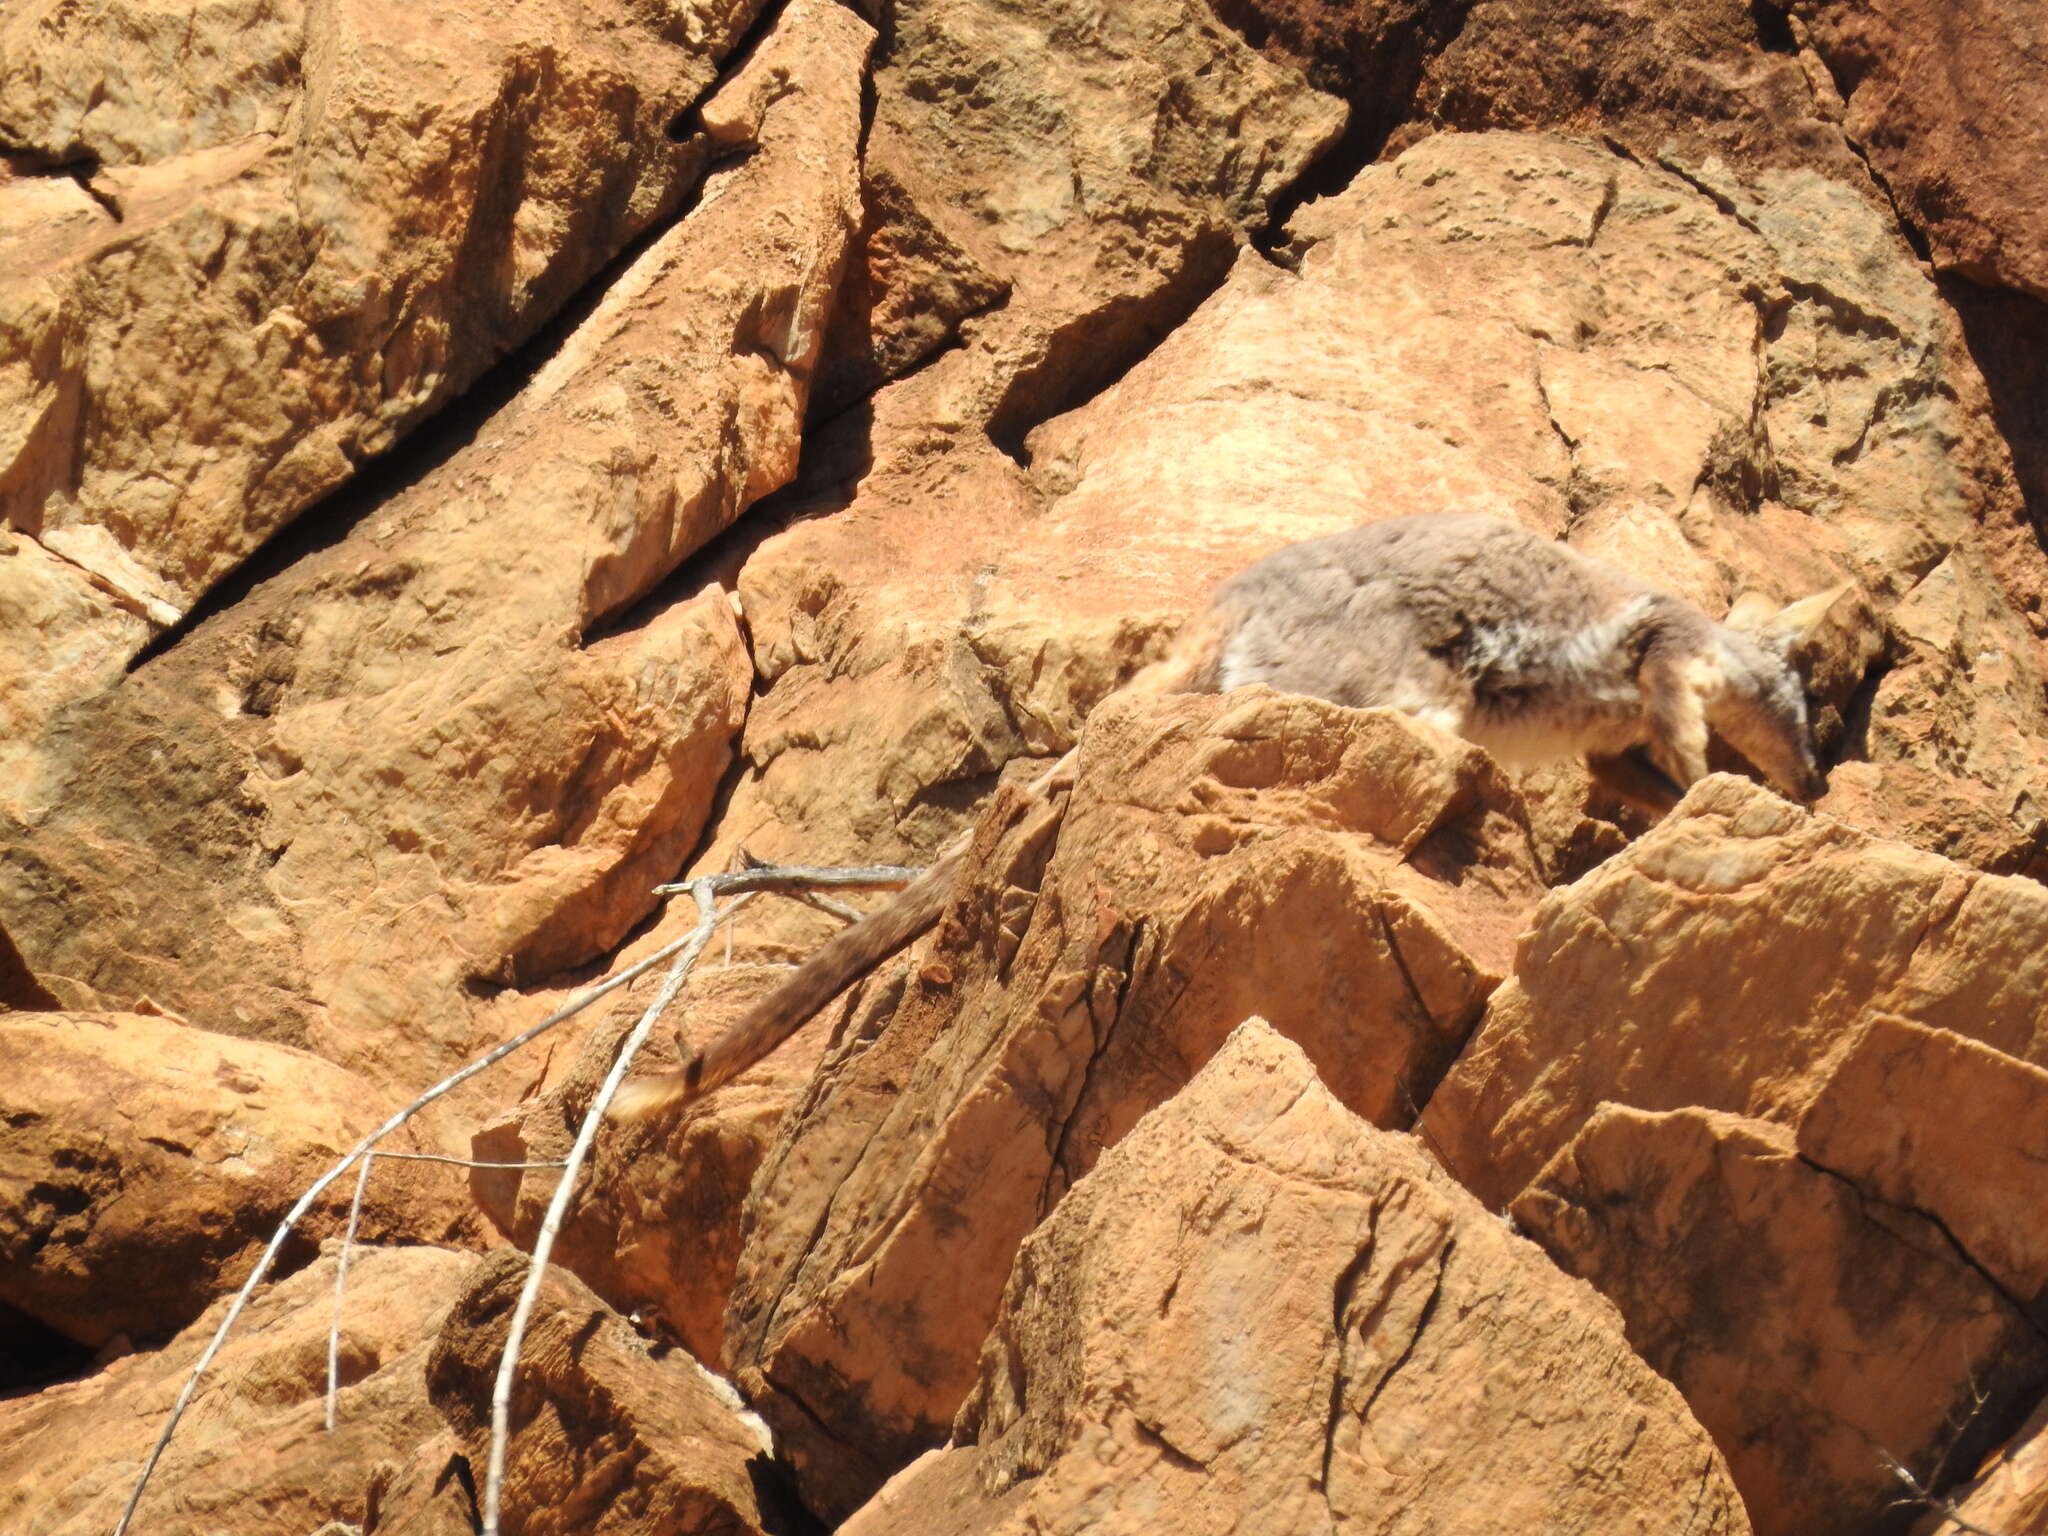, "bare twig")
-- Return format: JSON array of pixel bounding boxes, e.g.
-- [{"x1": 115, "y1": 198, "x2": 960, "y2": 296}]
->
[
  {"x1": 785, "y1": 888, "x2": 866, "y2": 924},
  {"x1": 323, "y1": 1153, "x2": 568, "y2": 1433},
  {"x1": 731, "y1": 849, "x2": 868, "y2": 925},
  {"x1": 348, "y1": 1151, "x2": 572, "y2": 1171},
  {"x1": 481, "y1": 880, "x2": 725, "y2": 1536},
  {"x1": 1883, "y1": 1452, "x2": 2014, "y2": 1536},
  {"x1": 324, "y1": 1151, "x2": 375, "y2": 1433},
  {"x1": 115, "y1": 909, "x2": 738, "y2": 1535},
  {"x1": 120, "y1": 860, "x2": 896, "y2": 1535},
  {"x1": 653, "y1": 862, "x2": 921, "y2": 896}
]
